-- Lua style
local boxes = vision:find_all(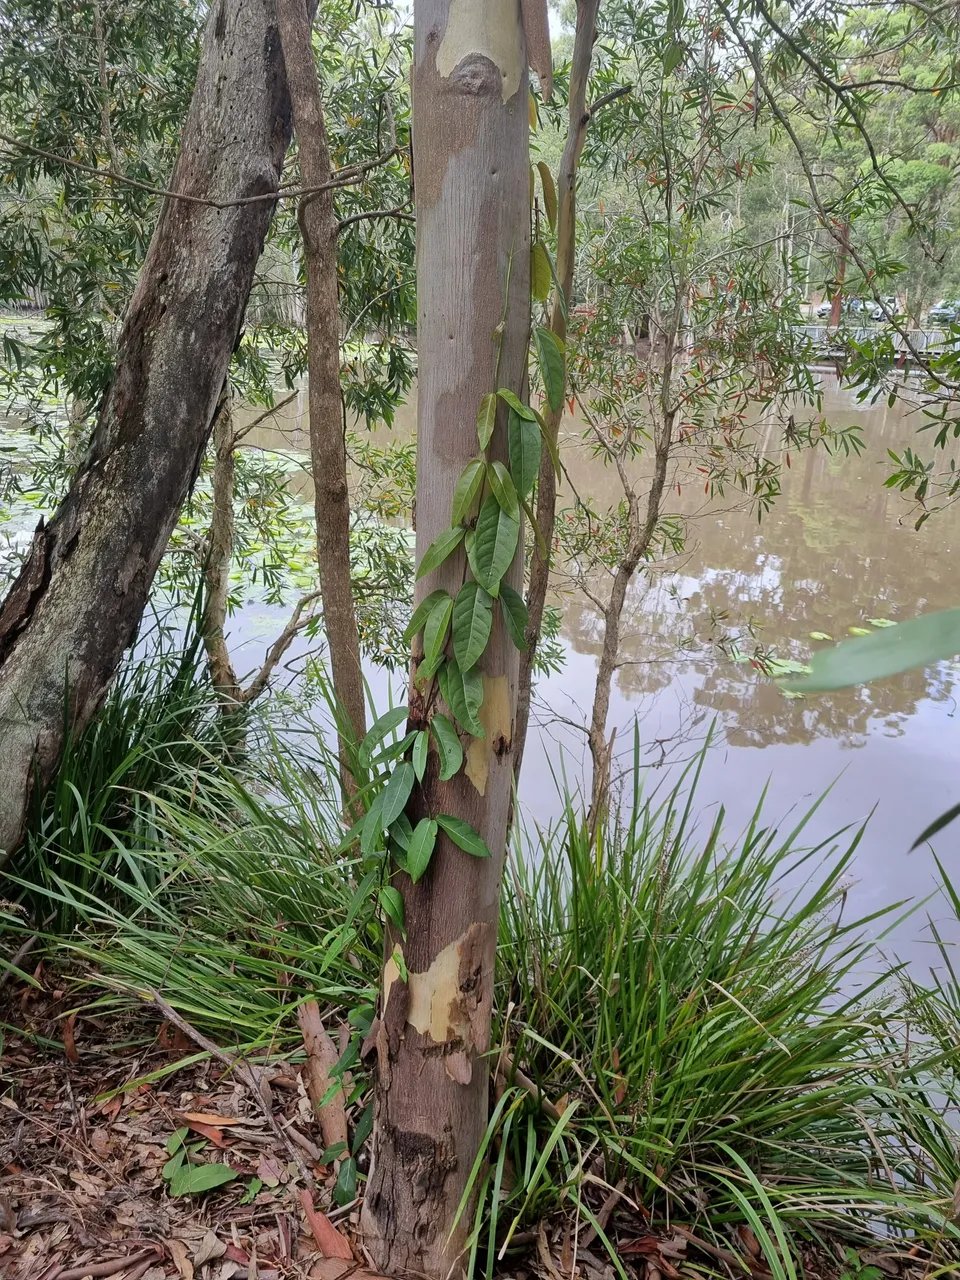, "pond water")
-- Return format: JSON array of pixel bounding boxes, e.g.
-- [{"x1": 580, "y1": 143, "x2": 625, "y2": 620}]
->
[{"x1": 236, "y1": 376, "x2": 960, "y2": 979}]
